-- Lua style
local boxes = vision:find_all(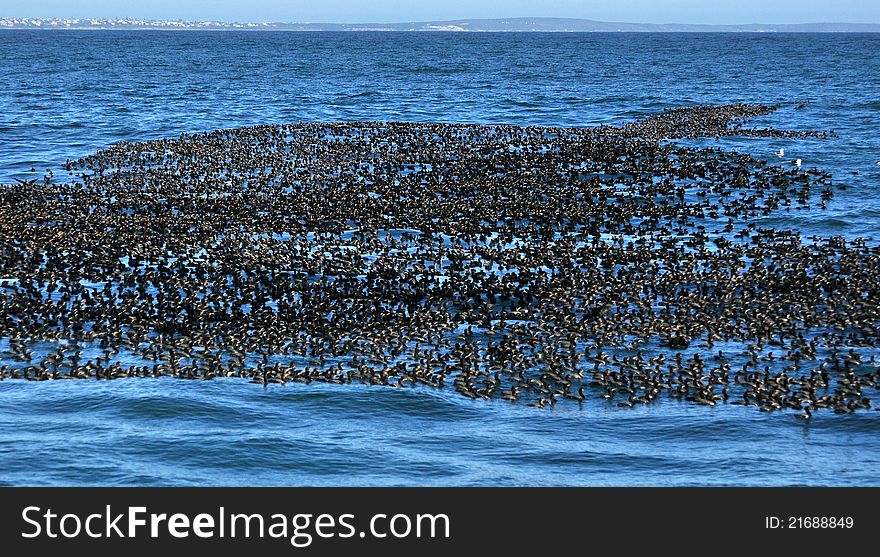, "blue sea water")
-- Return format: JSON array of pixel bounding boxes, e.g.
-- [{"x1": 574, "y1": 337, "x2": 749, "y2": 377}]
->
[{"x1": 0, "y1": 31, "x2": 878, "y2": 486}]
